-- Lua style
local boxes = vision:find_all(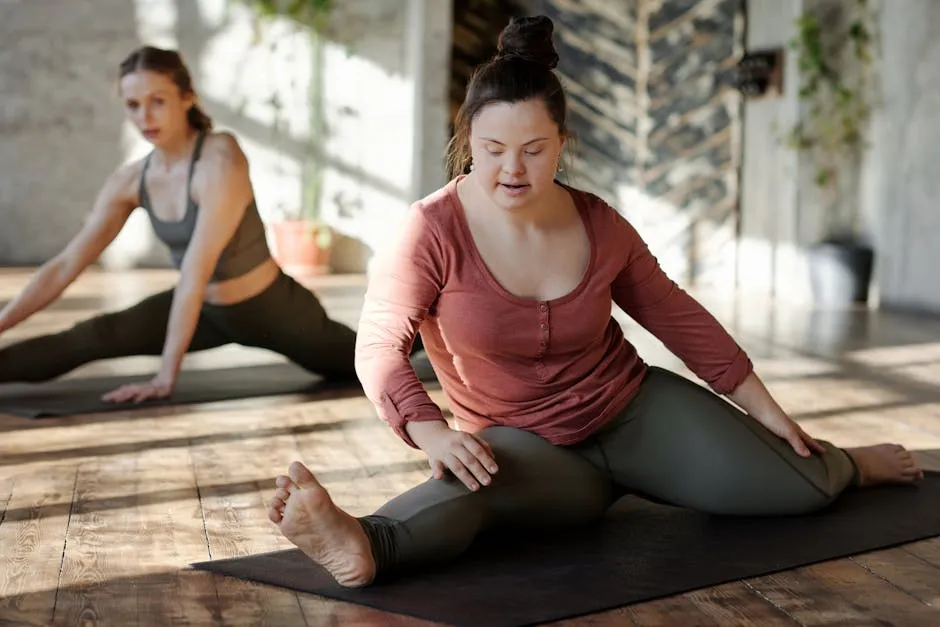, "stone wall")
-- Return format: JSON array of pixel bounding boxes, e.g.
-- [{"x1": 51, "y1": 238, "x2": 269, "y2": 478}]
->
[{"x1": 451, "y1": 0, "x2": 745, "y2": 288}]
